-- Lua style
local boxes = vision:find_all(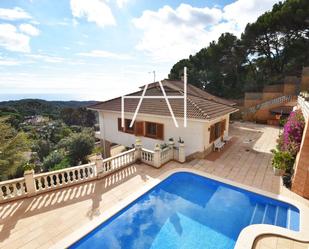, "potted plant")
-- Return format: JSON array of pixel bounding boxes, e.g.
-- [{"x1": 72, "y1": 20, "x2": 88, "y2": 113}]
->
[
  {"x1": 178, "y1": 137, "x2": 184, "y2": 144},
  {"x1": 271, "y1": 149, "x2": 294, "y2": 176},
  {"x1": 23, "y1": 162, "x2": 35, "y2": 174}
]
